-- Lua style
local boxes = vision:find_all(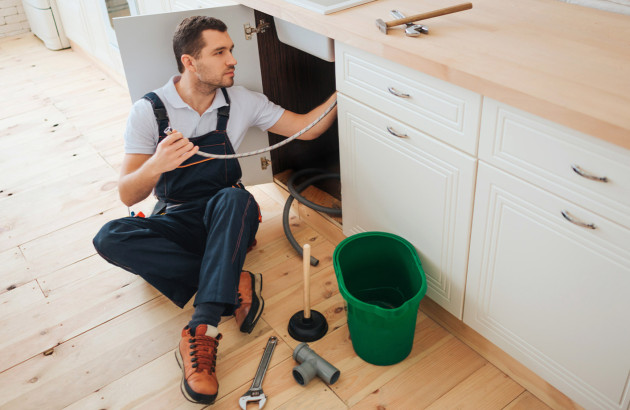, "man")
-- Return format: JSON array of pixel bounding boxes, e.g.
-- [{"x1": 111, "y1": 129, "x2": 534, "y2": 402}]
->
[{"x1": 93, "y1": 15, "x2": 337, "y2": 405}]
